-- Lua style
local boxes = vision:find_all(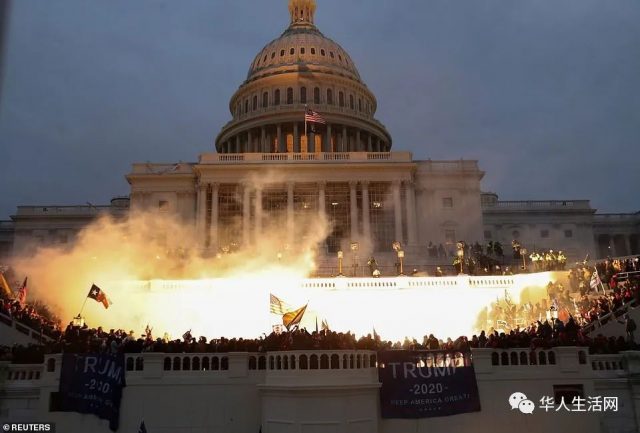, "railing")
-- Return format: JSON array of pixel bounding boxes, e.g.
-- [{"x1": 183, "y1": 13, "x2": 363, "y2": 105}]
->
[
  {"x1": 488, "y1": 349, "x2": 561, "y2": 367},
  {"x1": 5, "y1": 364, "x2": 43, "y2": 381},
  {"x1": 582, "y1": 299, "x2": 638, "y2": 334},
  {"x1": 161, "y1": 354, "x2": 230, "y2": 372},
  {"x1": 264, "y1": 351, "x2": 377, "y2": 371},
  {"x1": 198, "y1": 152, "x2": 413, "y2": 165},
  {"x1": 591, "y1": 354, "x2": 625, "y2": 371},
  {"x1": 14, "y1": 205, "x2": 123, "y2": 217},
  {"x1": 0, "y1": 311, "x2": 54, "y2": 343},
  {"x1": 483, "y1": 200, "x2": 592, "y2": 210},
  {"x1": 218, "y1": 103, "x2": 390, "y2": 133}
]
